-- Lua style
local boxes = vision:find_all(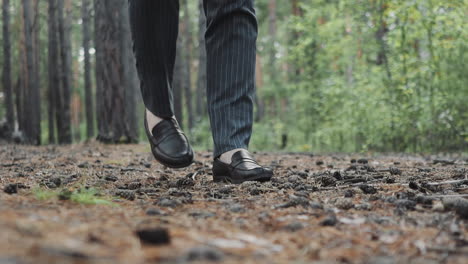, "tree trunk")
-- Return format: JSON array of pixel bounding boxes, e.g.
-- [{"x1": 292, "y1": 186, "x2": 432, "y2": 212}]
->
[
  {"x1": 47, "y1": 0, "x2": 59, "y2": 143},
  {"x1": 22, "y1": 0, "x2": 41, "y2": 145},
  {"x1": 94, "y1": 0, "x2": 130, "y2": 143},
  {"x1": 268, "y1": 0, "x2": 277, "y2": 69},
  {"x1": 57, "y1": 0, "x2": 72, "y2": 143},
  {"x1": 2, "y1": 0, "x2": 14, "y2": 135},
  {"x1": 119, "y1": 0, "x2": 139, "y2": 143},
  {"x1": 196, "y1": 0, "x2": 207, "y2": 118},
  {"x1": 82, "y1": 0, "x2": 94, "y2": 139},
  {"x1": 94, "y1": 0, "x2": 104, "y2": 139}
]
